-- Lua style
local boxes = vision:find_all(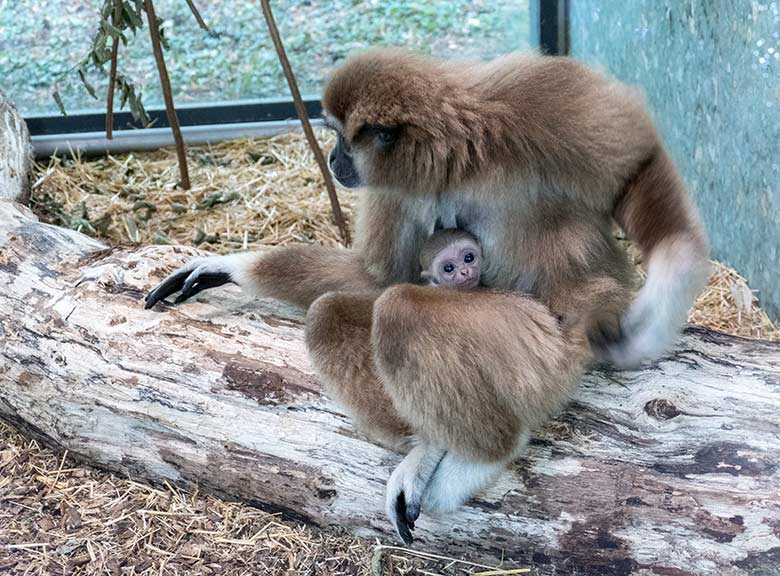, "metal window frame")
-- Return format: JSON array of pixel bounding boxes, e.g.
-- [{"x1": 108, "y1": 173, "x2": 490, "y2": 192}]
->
[
  {"x1": 28, "y1": 98, "x2": 322, "y2": 158},
  {"x1": 26, "y1": 4, "x2": 568, "y2": 156},
  {"x1": 26, "y1": 97, "x2": 321, "y2": 136},
  {"x1": 530, "y1": 0, "x2": 569, "y2": 56}
]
